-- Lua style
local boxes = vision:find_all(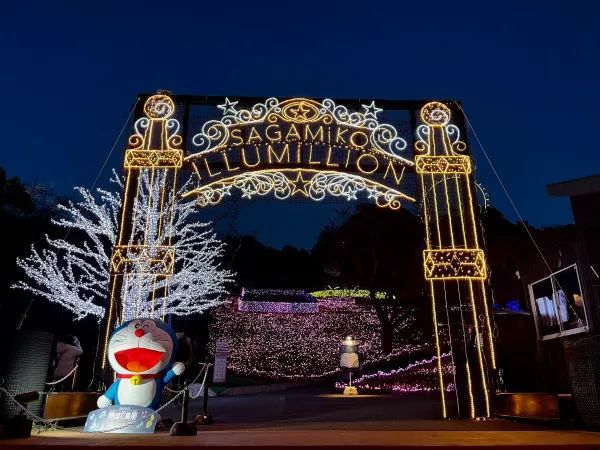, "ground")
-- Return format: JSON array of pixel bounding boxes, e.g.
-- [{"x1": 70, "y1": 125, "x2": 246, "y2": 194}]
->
[
  {"x1": 160, "y1": 387, "x2": 529, "y2": 430},
  {"x1": 5, "y1": 388, "x2": 600, "y2": 448}
]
